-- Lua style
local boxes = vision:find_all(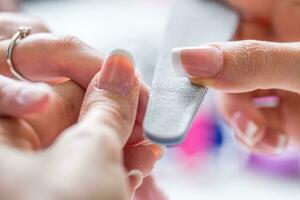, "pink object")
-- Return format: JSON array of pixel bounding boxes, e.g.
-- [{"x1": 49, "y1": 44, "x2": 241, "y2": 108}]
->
[{"x1": 177, "y1": 111, "x2": 214, "y2": 158}]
